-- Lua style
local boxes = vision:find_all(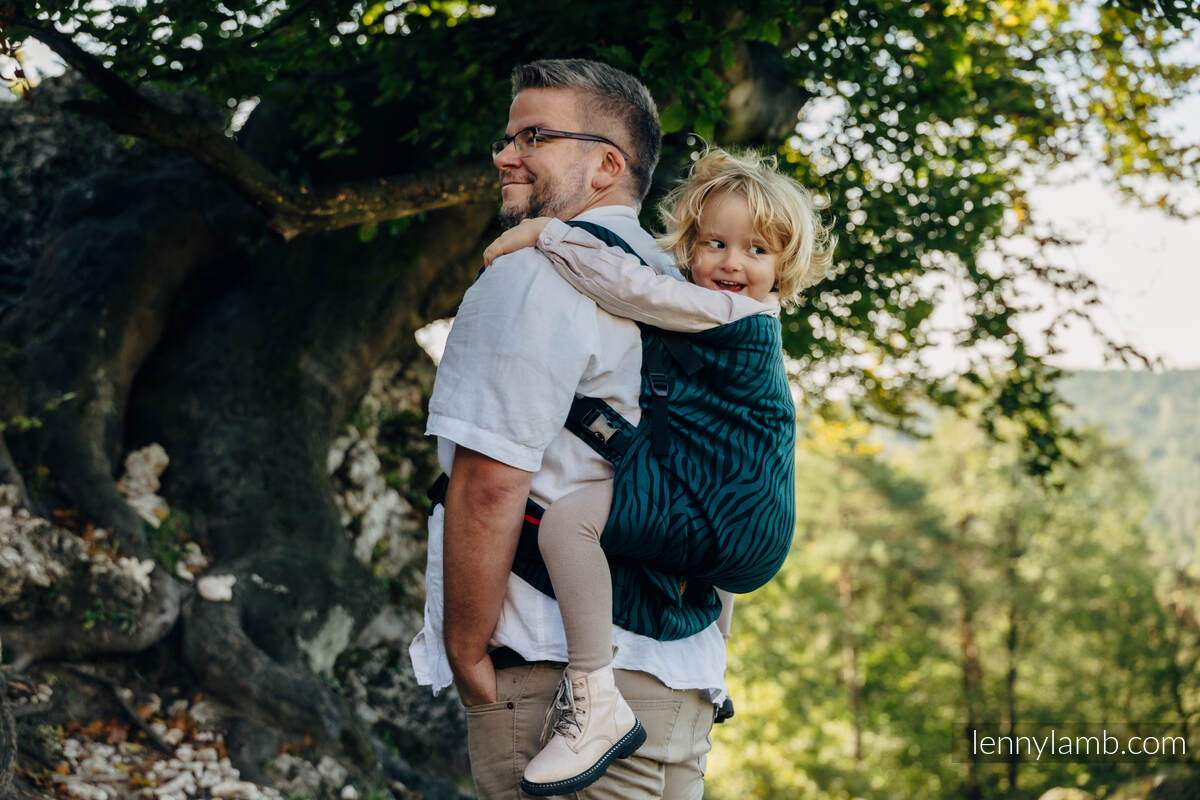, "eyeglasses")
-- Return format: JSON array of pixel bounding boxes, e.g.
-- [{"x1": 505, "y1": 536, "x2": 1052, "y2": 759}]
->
[{"x1": 491, "y1": 126, "x2": 631, "y2": 160}]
